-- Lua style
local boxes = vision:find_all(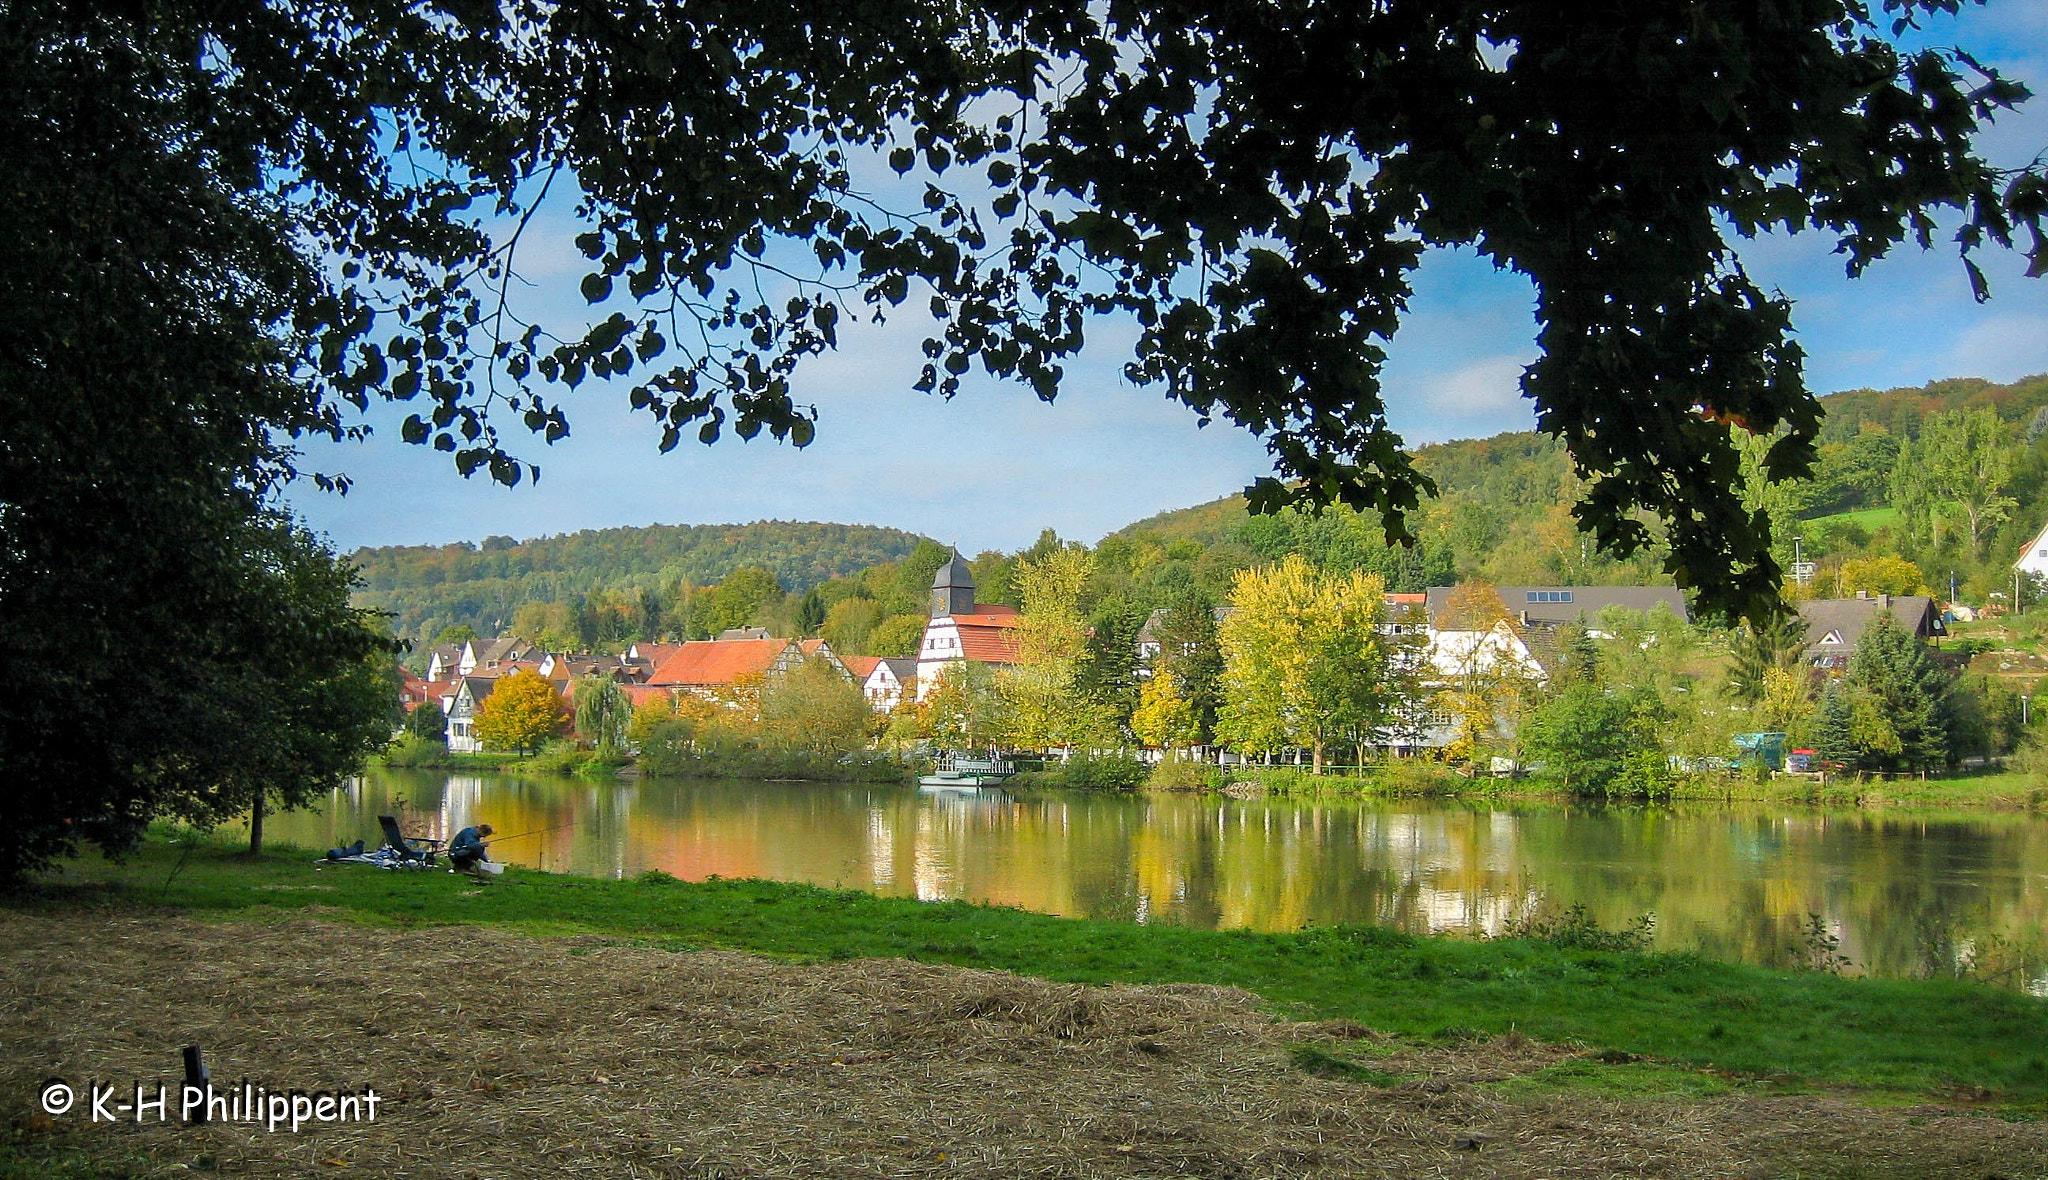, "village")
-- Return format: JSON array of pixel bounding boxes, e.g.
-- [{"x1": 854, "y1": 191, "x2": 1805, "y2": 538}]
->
[{"x1": 392, "y1": 545, "x2": 1972, "y2": 782}]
